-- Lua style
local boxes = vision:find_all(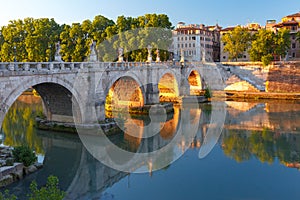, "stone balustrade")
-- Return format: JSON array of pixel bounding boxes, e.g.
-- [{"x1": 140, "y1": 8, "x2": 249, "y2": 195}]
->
[{"x1": 0, "y1": 61, "x2": 187, "y2": 75}]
